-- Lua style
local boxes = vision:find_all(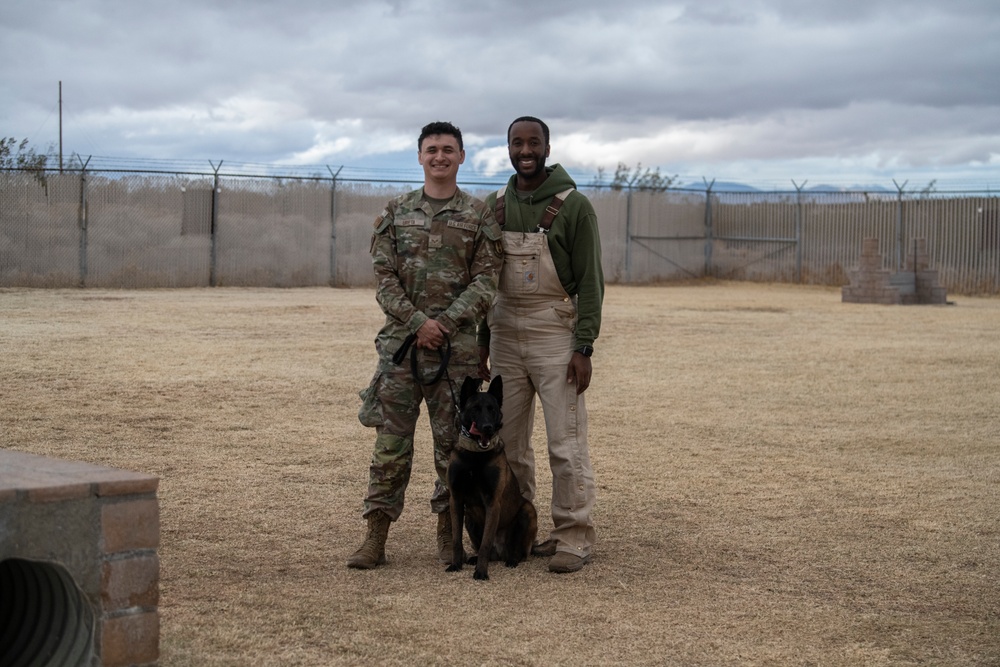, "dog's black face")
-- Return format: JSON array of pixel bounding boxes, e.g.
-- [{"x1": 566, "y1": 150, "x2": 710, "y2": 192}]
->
[{"x1": 459, "y1": 376, "x2": 503, "y2": 447}]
